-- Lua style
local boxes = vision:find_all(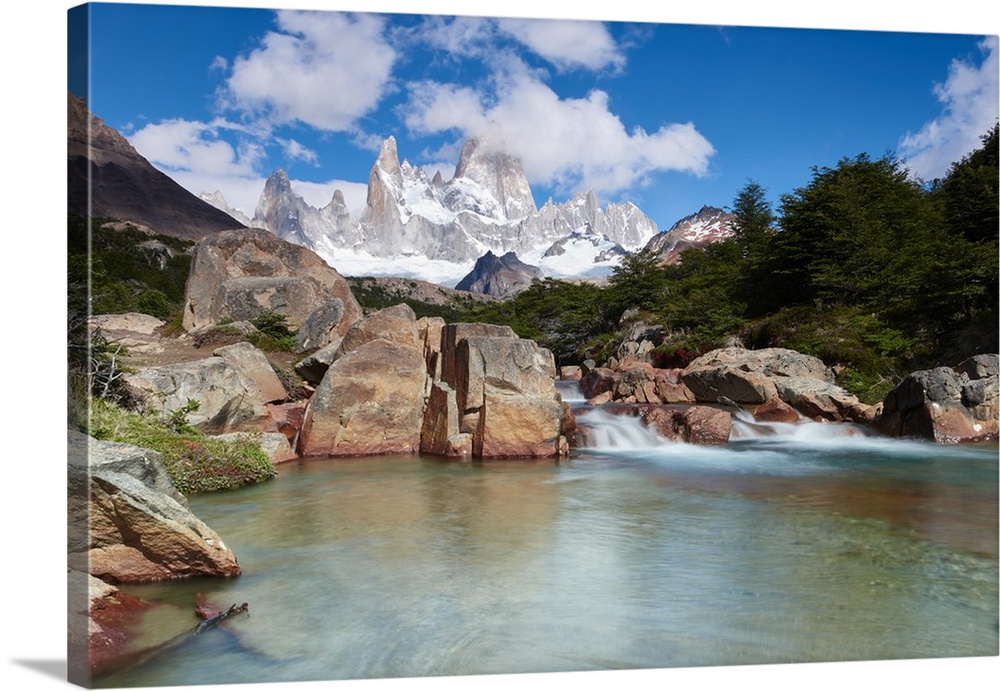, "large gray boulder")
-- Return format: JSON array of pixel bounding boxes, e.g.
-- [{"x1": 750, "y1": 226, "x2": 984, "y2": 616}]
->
[
  {"x1": 680, "y1": 347, "x2": 873, "y2": 422},
  {"x1": 873, "y1": 355, "x2": 999, "y2": 442},
  {"x1": 124, "y1": 342, "x2": 286, "y2": 433},
  {"x1": 68, "y1": 431, "x2": 241, "y2": 583},
  {"x1": 181, "y1": 227, "x2": 361, "y2": 338}
]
